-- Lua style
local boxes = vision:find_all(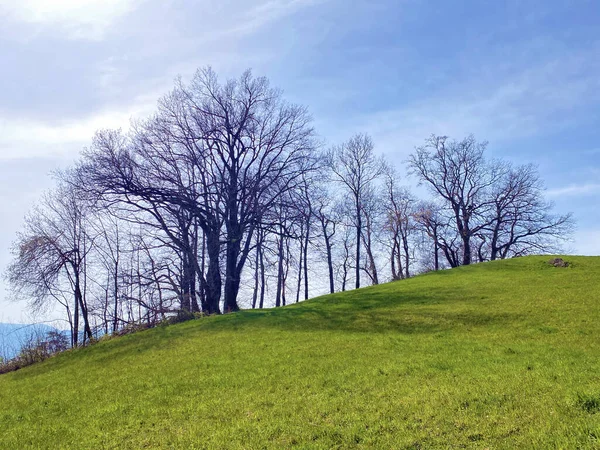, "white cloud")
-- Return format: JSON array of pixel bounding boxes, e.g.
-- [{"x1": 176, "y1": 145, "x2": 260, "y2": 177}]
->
[
  {"x1": 0, "y1": 0, "x2": 326, "y2": 160},
  {"x1": 0, "y1": 0, "x2": 142, "y2": 40},
  {"x1": 0, "y1": 95, "x2": 155, "y2": 160}
]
